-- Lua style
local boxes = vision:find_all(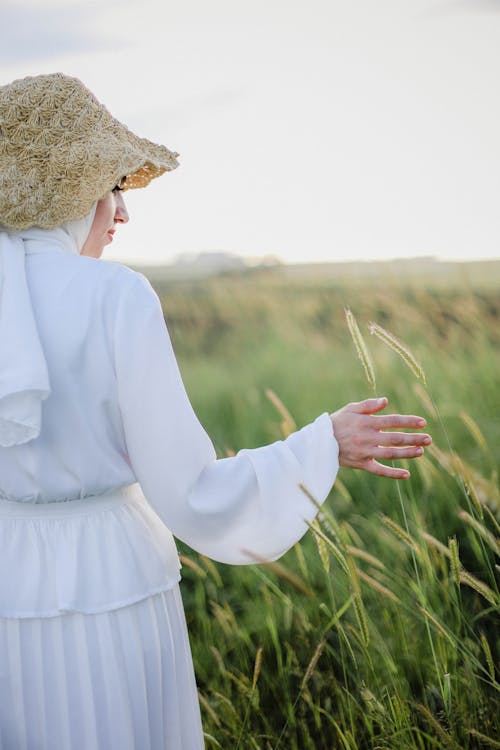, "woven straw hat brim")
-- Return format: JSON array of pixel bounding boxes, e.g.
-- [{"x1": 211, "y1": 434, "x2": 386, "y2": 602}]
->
[{"x1": 0, "y1": 73, "x2": 179, "y2": 230}]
